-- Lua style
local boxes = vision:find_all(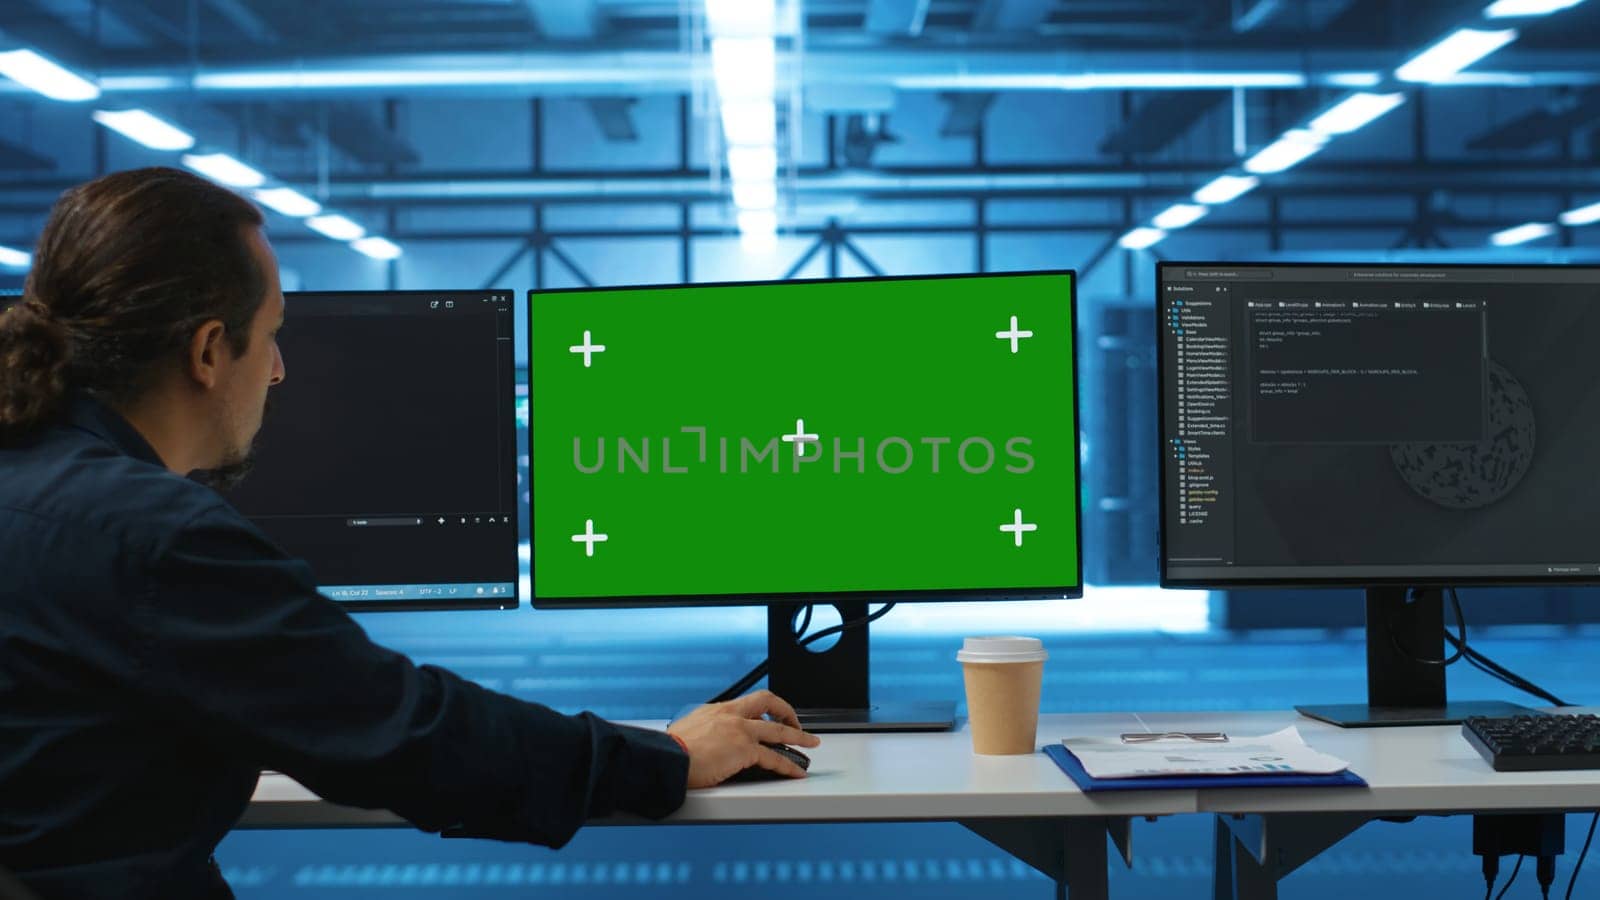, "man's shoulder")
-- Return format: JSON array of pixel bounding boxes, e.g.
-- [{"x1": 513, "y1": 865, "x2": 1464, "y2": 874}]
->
[{"x1": 0, "y1": 428, "x2": 236, "y2": 551}]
